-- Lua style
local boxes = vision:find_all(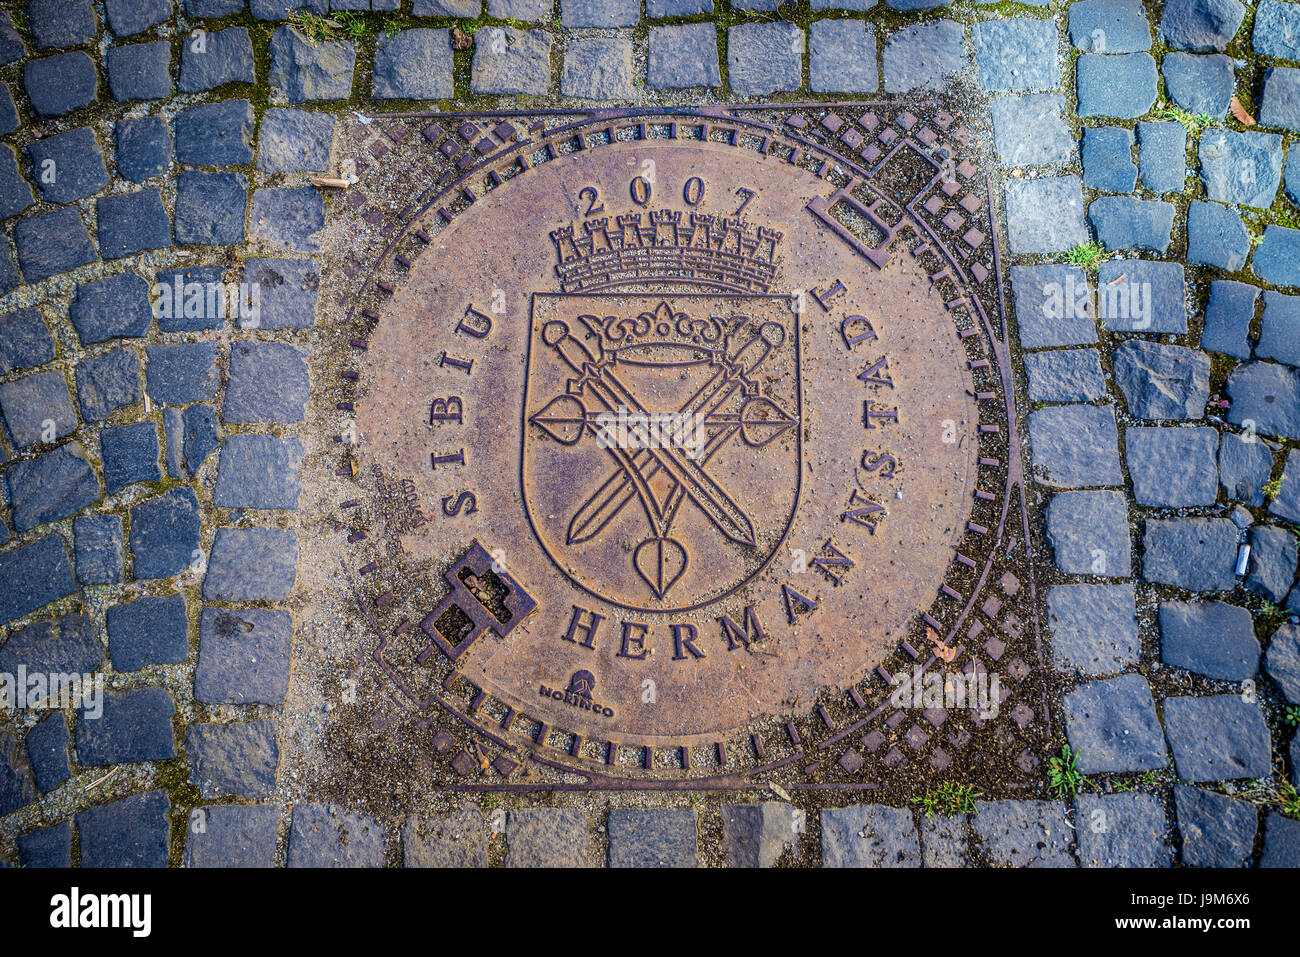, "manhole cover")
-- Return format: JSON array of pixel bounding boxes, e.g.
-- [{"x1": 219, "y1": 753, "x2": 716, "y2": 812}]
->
[{"x1": 333, "y1": 106, "x2": 1045, "y2": 788}]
